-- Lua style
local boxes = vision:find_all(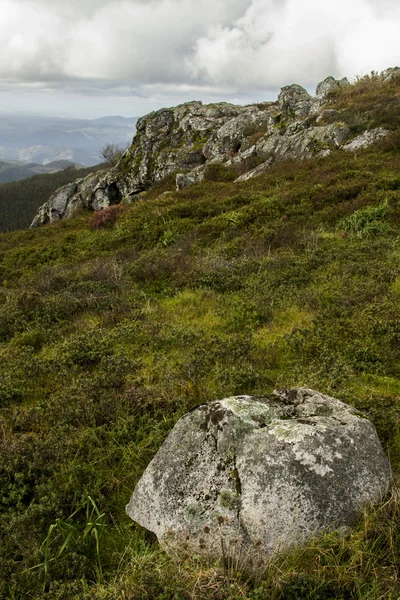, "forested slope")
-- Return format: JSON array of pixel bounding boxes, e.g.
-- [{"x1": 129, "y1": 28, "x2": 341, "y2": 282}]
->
[{"x1": 0, "y1": 164, "x2": 105, "y2": 233}]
